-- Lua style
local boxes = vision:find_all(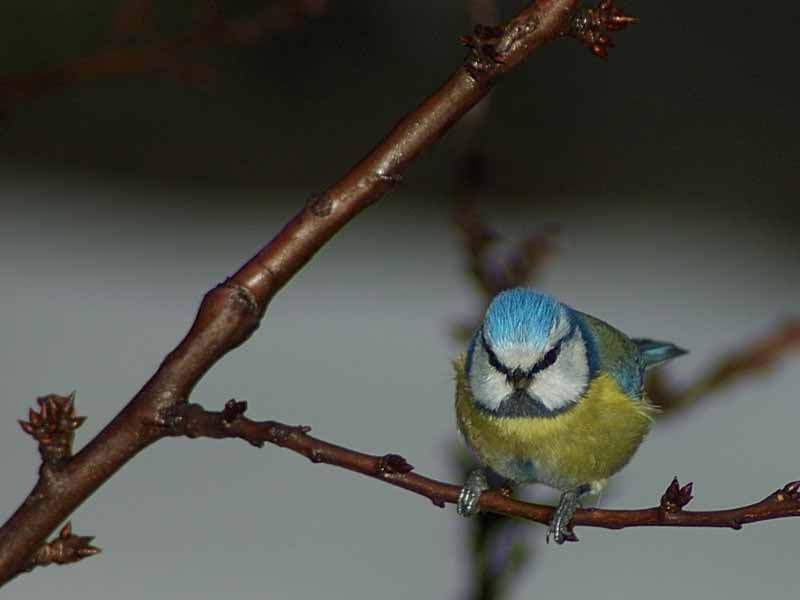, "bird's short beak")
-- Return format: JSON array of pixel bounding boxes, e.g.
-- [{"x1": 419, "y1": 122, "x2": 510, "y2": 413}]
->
[{"x1": 507, "y1": 368, "x2": 532, "y2": 391}]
